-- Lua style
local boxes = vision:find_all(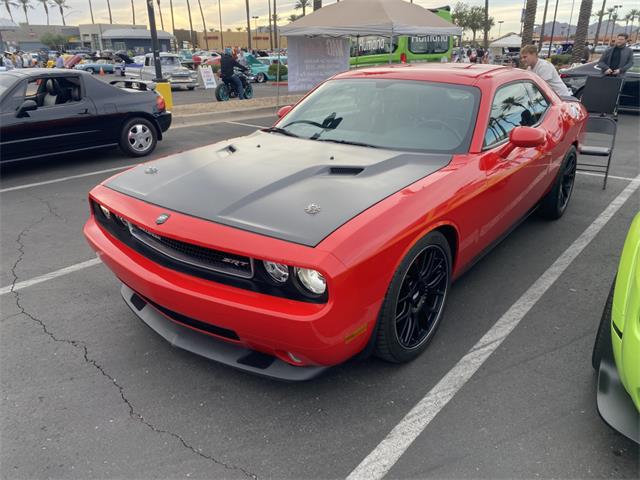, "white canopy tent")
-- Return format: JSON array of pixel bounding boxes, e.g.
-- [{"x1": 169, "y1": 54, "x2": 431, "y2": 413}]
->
[
  {"x1": 278, "y1": 0, "x2": 462, "y2": 97},
  {"x1": 489, "y1": 33, "x2": 522, "y2": 49},
  {"x1": 280, "y1": 0, "x2": 462, "y2": 37}
]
